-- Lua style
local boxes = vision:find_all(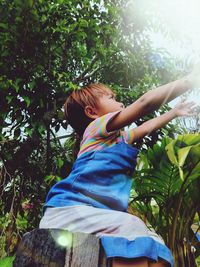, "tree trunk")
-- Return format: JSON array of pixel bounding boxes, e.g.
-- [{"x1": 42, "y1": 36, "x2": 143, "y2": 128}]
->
[{"x1": 13, "y1": 229, "x2": 109, "y2": 267}]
